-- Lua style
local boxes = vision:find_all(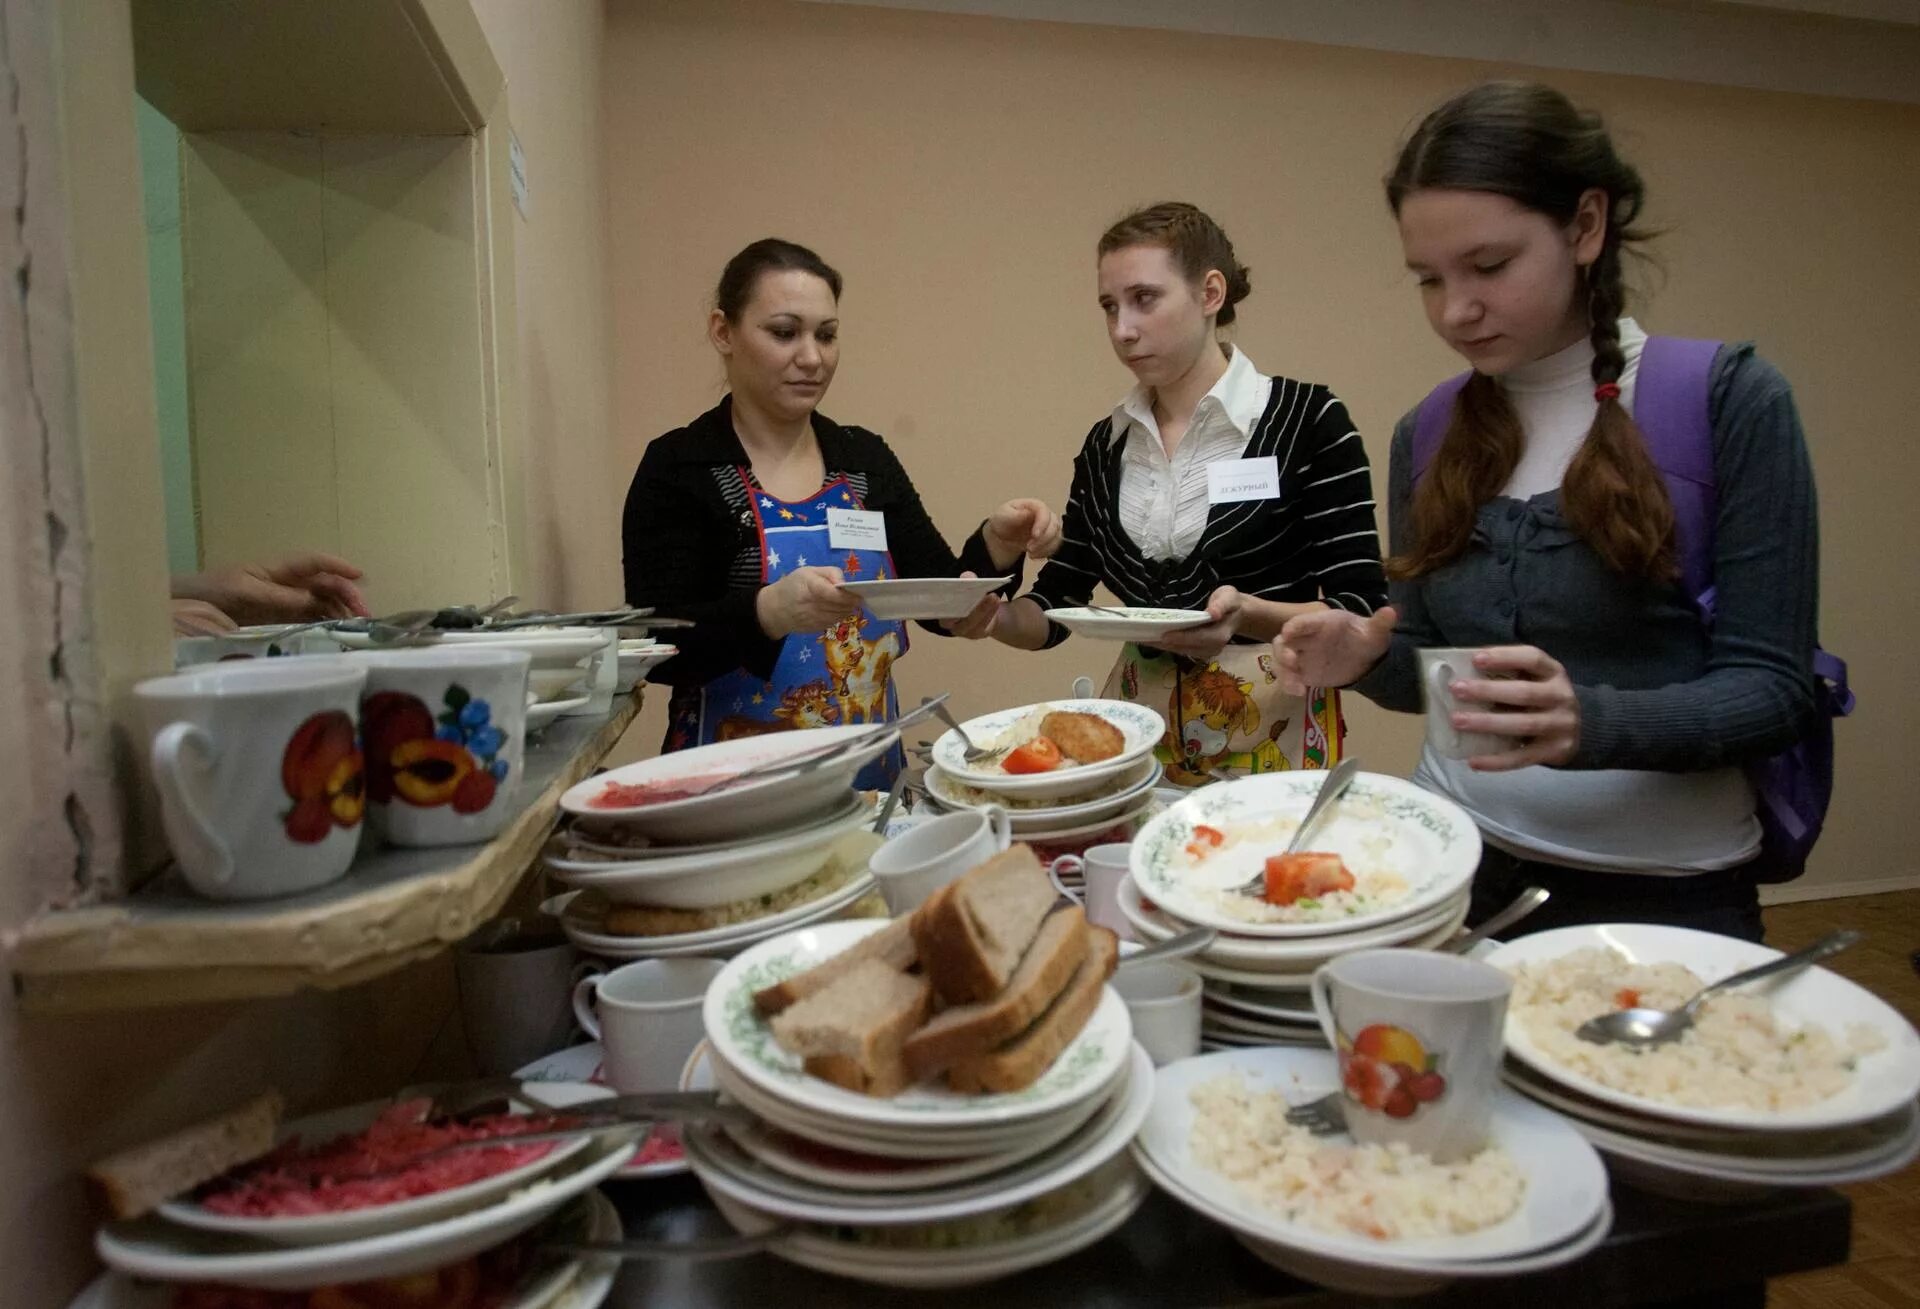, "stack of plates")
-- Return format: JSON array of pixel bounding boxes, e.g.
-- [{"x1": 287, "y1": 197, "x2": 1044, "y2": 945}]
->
[
  {"x1": 920, "y1": 699, "x2": 1166, "y2": 854},
  {"x1": 1135, "y1": 1048, "x2": 1613, "y2": 1296},
  {"x1": 91, "y1": 1085, "x2": 632, "y2": 1301},
  {"x1": 687, "y1": 920, "x2": 1150, "y2": 1287},
  {"x1": 1117, "y1": 772, "x2": 1481, "y2": 1047},
  {"x1": 544, "y1": 727, "x2": 898, "y2": 959},
  {"x1": 1488, "y1": 924, "x2": 1920, "y2": 1201}
]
